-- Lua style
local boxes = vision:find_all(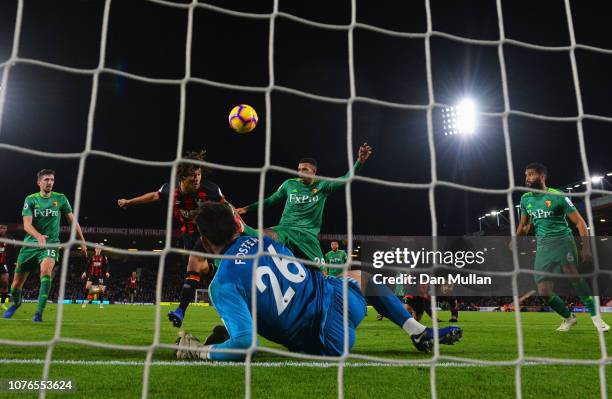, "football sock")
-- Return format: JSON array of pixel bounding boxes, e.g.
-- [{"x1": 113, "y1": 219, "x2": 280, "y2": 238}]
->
[
  {"x1": 571, "y1": 279, "x2": 596, "y2": 316},
  {"x1": 178, "y1": 271, "x2": 200, "y2": 313},
  {"x1": 450, "y1": 298, "x2": 459, "y2": 319},
  {"x1": 545, "y1": 295, "x2": 571, "y2": 318},
  {"x1": 0, "y1": 291, "x2": 7, "y2": 304},
  {"x1": 36, "y1": 275, "x2": 51, "y2": 314},
  {"x1": 10, "y1": 287, "x2": 22, "y2": 307},
  {"x1": 98, "y1": 290, "x2": 104, "y2": 304},
  {"x1": 365, "y1": 275, "x2": 420, "y2": 333}
]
